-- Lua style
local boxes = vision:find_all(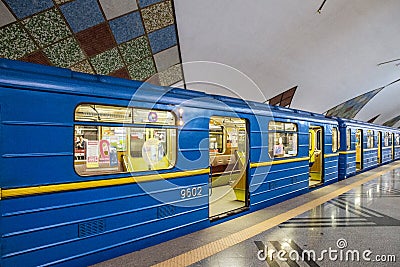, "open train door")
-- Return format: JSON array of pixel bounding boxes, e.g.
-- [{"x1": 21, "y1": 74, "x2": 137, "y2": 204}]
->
[
  {"x1": 392, "y1": 133, "x2": 395, "y2": 160},
  {"x1": 378, "y1": 131, "x2": 382, "y2": 164},
  {"x1": 309, "y1": 126, "x2": 324, "y2": 187},
  {"x1": 209, "y1": 116, "x2": 249, "y2": 219},
  {"x1": 356, "y1": 129, "x2": 363, "y2": 171}
]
